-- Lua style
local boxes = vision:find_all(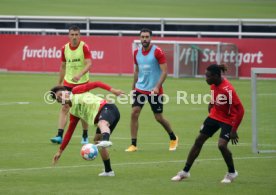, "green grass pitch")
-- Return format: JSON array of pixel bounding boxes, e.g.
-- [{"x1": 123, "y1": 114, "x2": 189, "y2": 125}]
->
[
  {"x1": 0, "y1": 73, "x2": 275, "y2": 195},
  {"x1": 1, "y1": 0, "x2": 276, "y2": 194},
  {"x1": 1, "y1": 0, "x2": 276, "y2": 18}
]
